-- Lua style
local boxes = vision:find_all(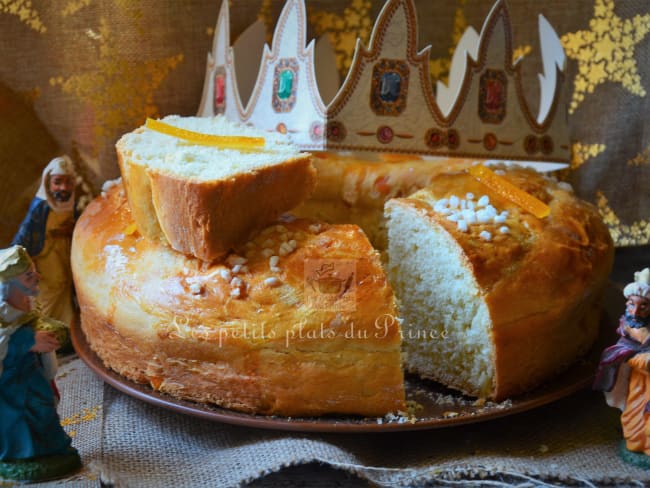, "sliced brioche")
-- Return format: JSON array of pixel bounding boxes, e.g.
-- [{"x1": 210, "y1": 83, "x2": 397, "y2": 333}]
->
[
  {"x1": 116, "y1": 115, "x2": 316, "y2": 261},
  {"x1": 71, "y1": 183, "x2": 405, "y2": 416},
  {"x1": 386, "y1": 168, "x2": 614, "y2": 400}
]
